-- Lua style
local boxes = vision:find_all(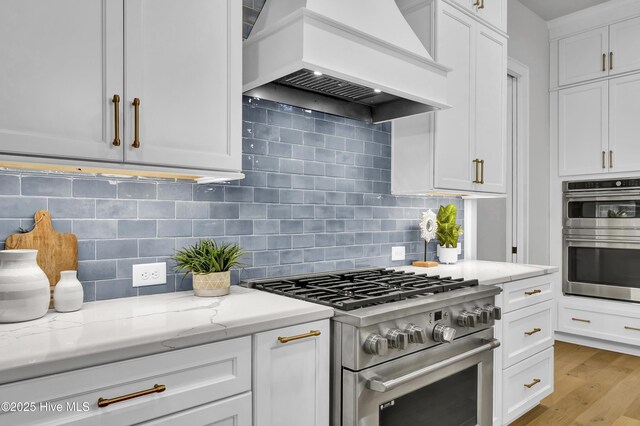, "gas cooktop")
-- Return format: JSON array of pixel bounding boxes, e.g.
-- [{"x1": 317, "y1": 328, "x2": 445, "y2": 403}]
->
[{"x1": 243, "y1": 268, "x2": 479, "y2": 311}]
